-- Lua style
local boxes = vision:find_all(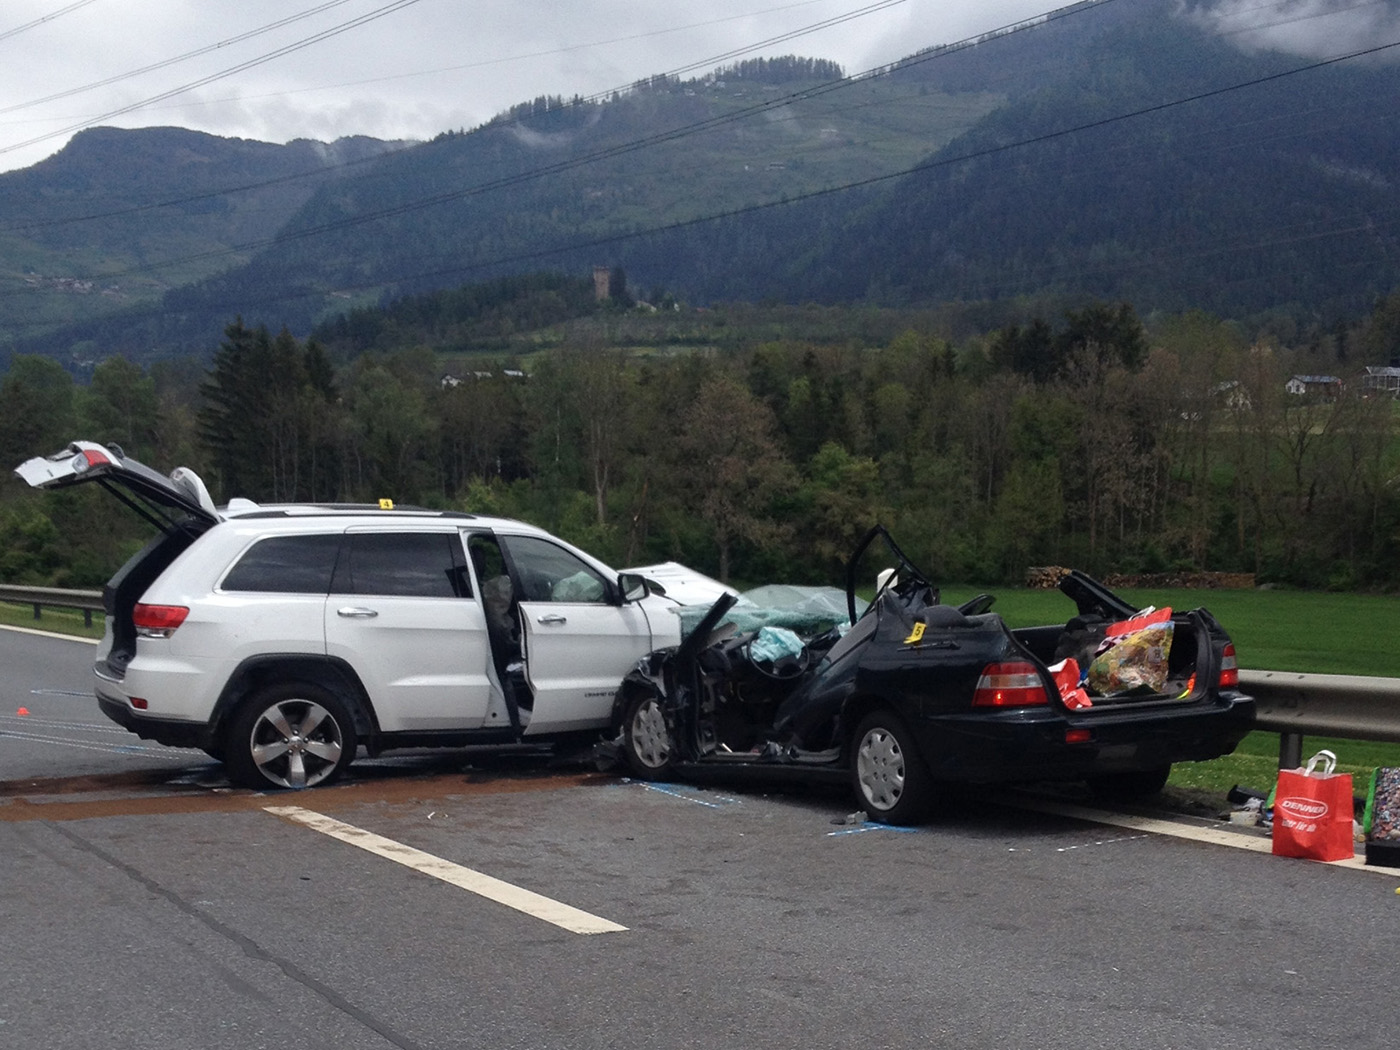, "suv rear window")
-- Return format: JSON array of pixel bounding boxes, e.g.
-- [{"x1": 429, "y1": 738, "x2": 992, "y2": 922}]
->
[
  {"x1": 221, "y1": 534, "x2": 343, "y2": 594},
  {"x1": 333, "y1": 532, "x2": 469, "y2": 598}
]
